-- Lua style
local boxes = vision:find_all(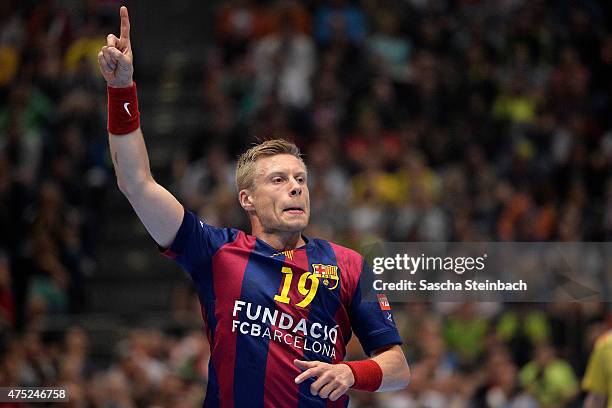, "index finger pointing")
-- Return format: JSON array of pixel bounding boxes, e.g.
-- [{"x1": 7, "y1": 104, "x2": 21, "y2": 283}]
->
[{"x1": 119, "y1": 6, "x2": 130, "y2": 40}]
